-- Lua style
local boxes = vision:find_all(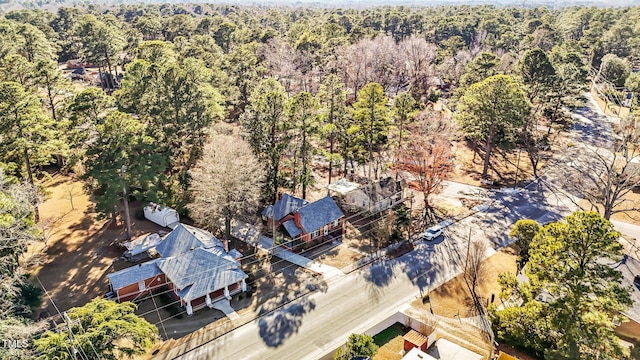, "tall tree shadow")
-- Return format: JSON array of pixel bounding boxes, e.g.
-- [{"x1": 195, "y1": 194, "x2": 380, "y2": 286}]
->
[{"x1": 258, "y1": 296, "x2": 316, "y2": 347}]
